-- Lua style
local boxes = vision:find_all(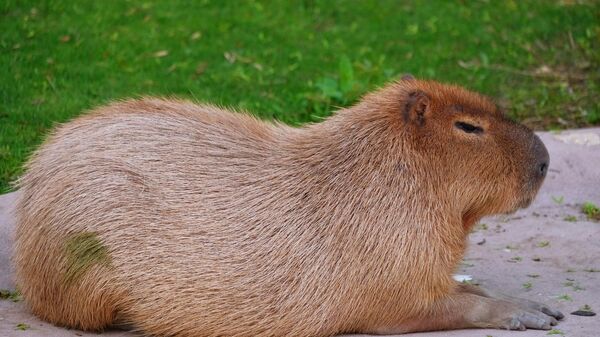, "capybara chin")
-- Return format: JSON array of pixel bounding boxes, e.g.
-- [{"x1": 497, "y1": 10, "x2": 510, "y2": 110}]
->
[{"x1": 13, "y1": 77, "x2": 561, "y2": 336}]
